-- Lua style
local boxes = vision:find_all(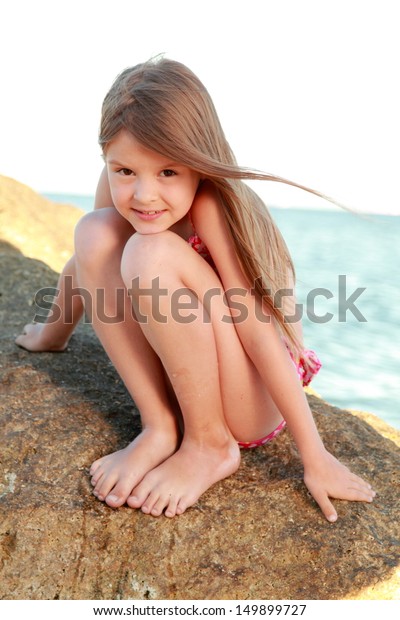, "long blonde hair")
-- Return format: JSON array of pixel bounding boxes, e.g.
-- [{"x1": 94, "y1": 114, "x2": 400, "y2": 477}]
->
[{"x1": 99, "y1": 57, "x2": 331, "y2": 354}]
